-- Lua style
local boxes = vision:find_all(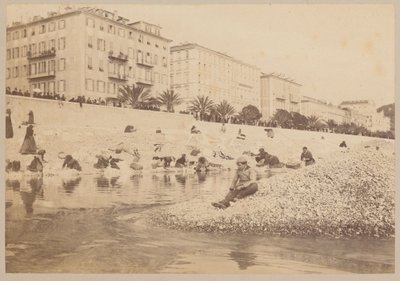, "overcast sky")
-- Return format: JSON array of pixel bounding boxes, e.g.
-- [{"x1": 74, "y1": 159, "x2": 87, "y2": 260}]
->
[{"x1": 6, "y1": 3, "x2": 395, "y2": 107}]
